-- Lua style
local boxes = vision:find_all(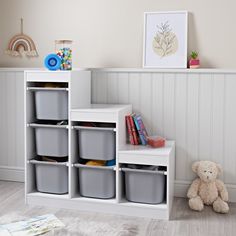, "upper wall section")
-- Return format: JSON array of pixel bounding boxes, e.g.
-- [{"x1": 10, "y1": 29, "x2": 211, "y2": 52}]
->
[{"x1": 1, "y1": 0, "x2": 236, "y2": 68}]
